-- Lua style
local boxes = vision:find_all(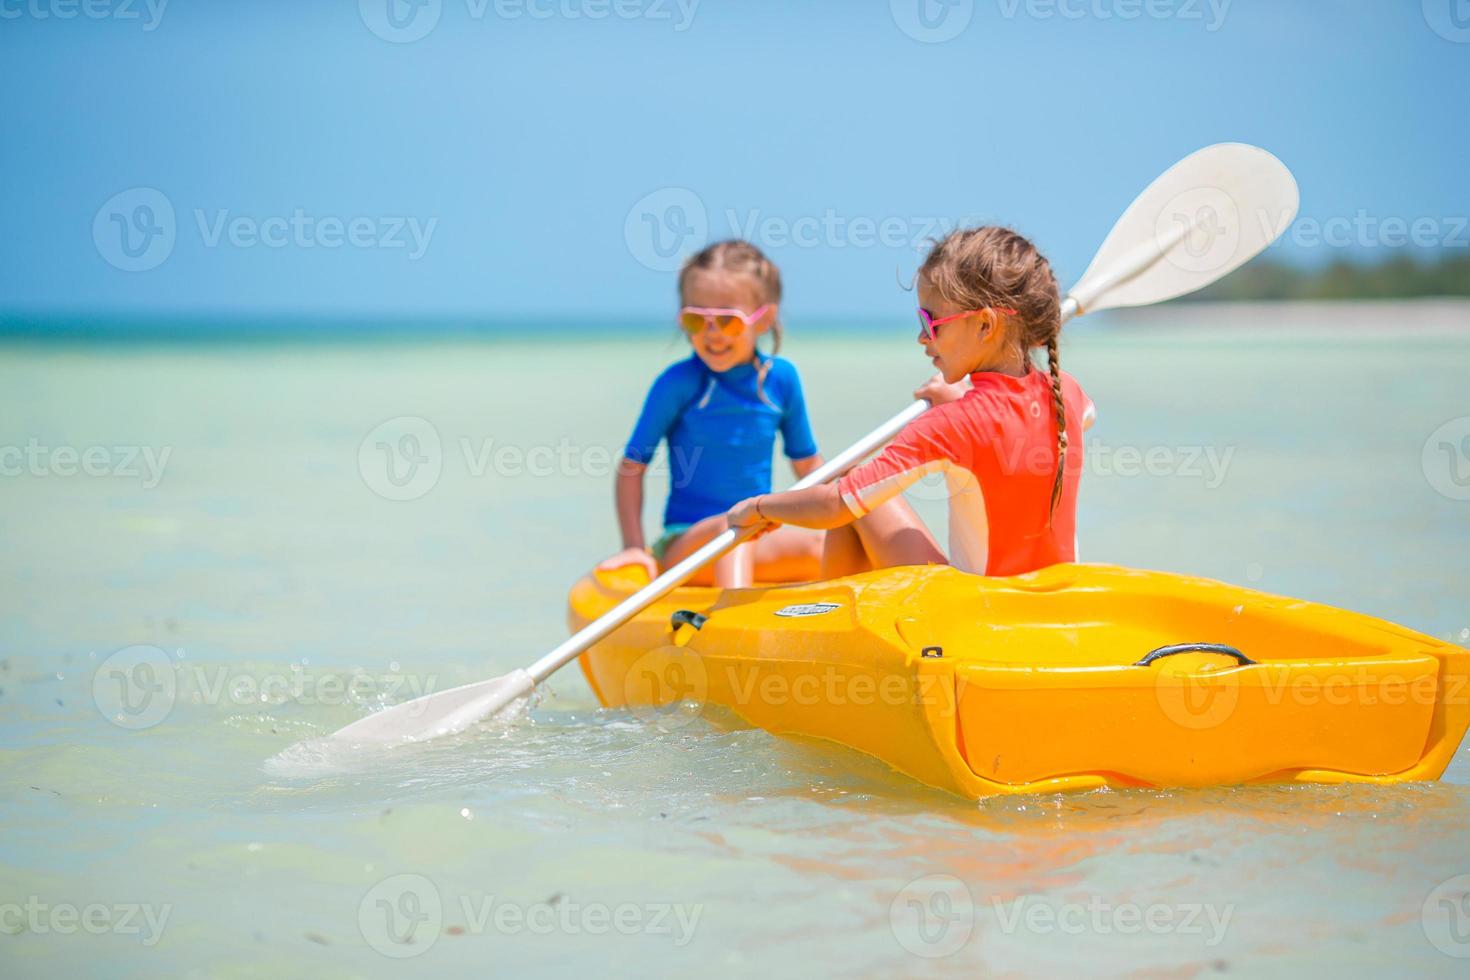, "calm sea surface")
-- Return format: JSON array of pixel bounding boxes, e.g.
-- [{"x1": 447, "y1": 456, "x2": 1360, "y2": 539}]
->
[{"x1": 2, "y1": 308, "x2": 1469, "y2": 976}]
